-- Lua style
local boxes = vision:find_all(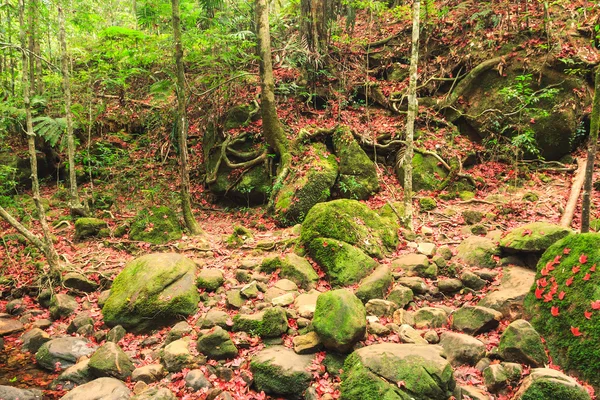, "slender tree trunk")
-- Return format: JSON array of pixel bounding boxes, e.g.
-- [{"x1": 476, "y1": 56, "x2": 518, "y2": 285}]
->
[
  {"x1": 58, "y1": 4, "x2": 84, "y2": 216},
  {"x1": 15, "y1": 0, "x2": 59, "y2": 270},
  {"x1": 403, "y1": 0, "x2": 420, "y2": 230},
  {"x1": 172, "y1": 0, "x2": 202, "y2": 235},
  {"x1": 581, "y1": 66, "x2": 600, "y2": 233},
  {"x1": 8, "y1": 3, "x2": 15, "y2": 96},
  {"x1": 256, "y1": 0, "x2": 291, "y2": 206}
]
